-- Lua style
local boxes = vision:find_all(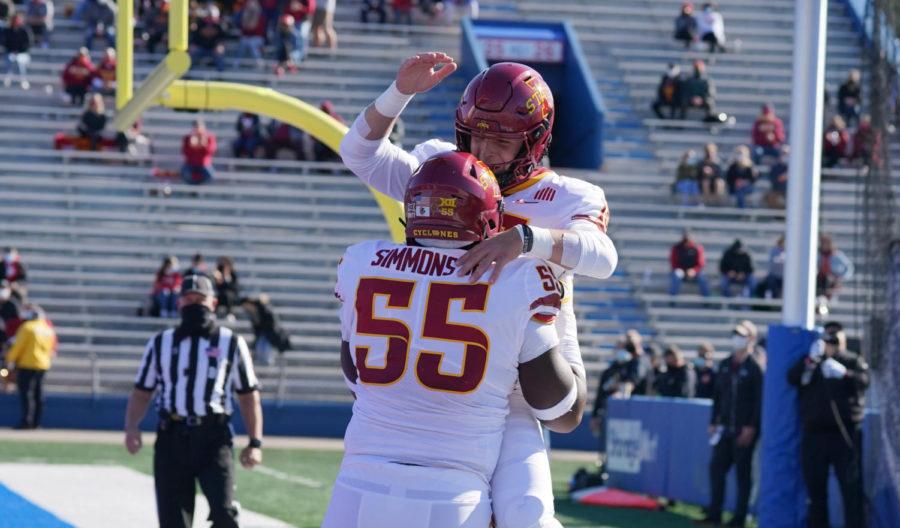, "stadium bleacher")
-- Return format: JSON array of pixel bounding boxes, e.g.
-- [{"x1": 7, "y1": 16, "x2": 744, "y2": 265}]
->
[{"x1": 0, "y1": 0, "x2": 881, "y2": 404}]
